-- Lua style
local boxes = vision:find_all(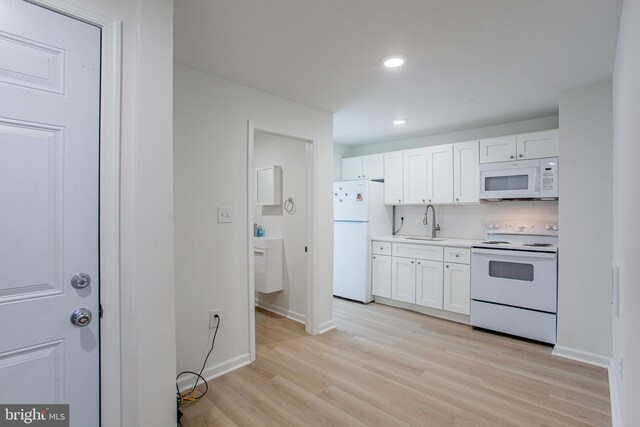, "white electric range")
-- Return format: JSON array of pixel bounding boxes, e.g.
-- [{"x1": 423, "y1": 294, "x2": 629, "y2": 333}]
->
[{"x1": 470, "y1": 220, "x2": 559, "y2": 344}]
